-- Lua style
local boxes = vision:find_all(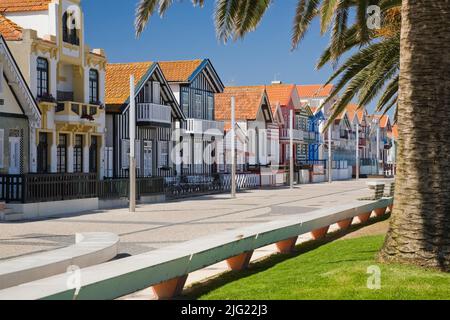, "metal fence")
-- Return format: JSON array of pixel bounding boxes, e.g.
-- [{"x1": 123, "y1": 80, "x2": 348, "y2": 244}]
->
[{"x1": 0, "y1": 174, "x2": 164, "y2": 204}]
